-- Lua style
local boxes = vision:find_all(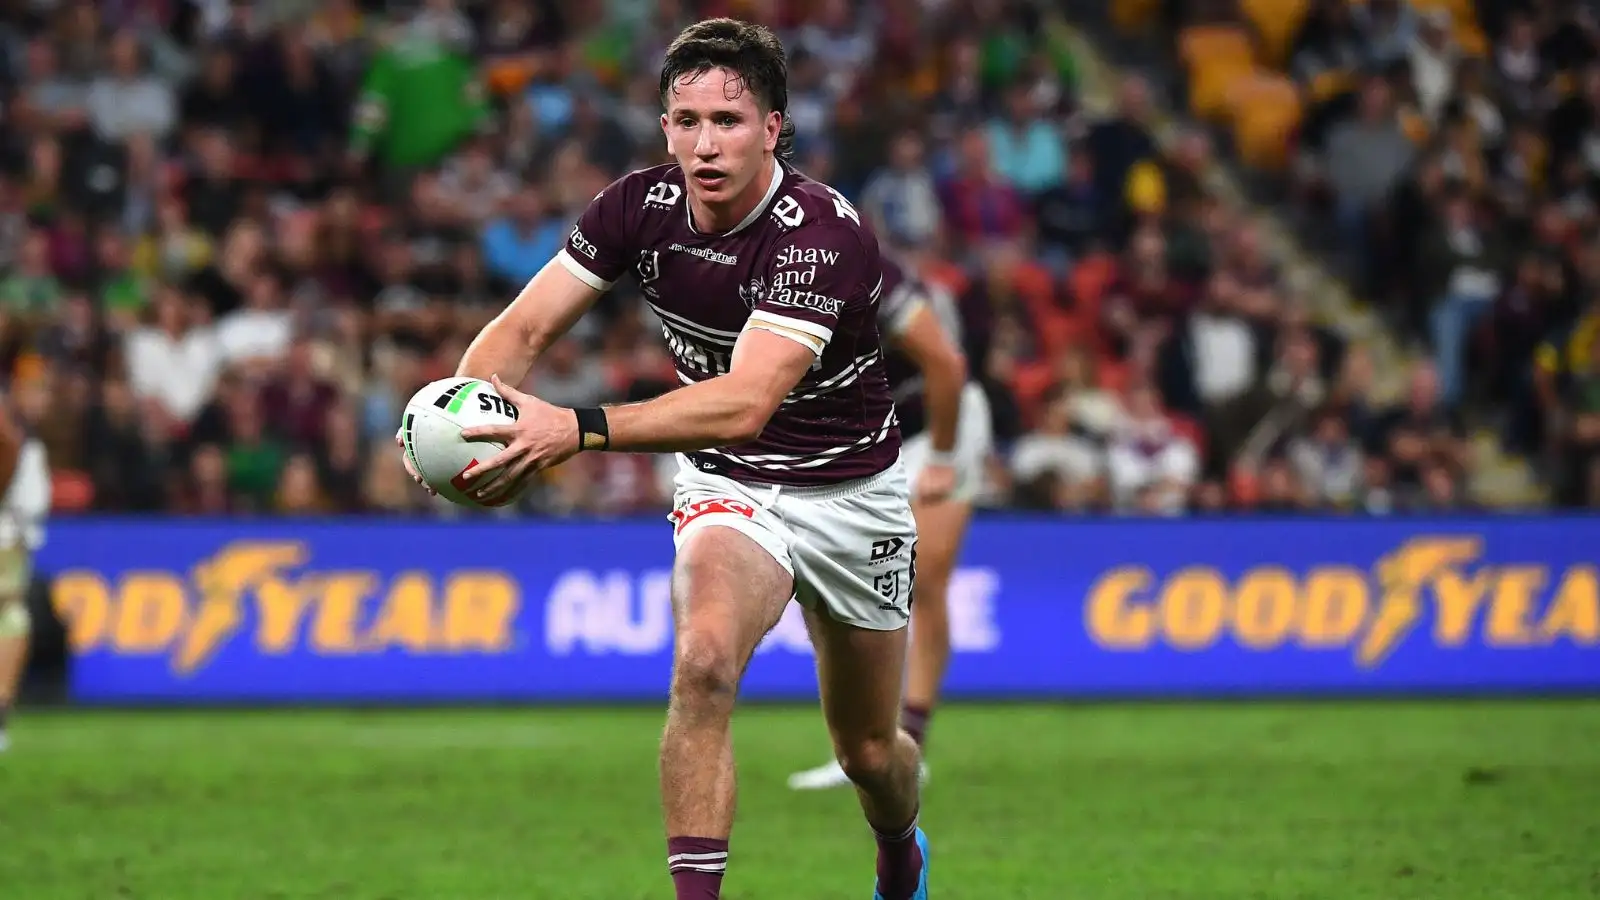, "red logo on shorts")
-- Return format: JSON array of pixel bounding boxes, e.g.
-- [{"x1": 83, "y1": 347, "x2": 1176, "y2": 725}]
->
[{"x1": 670, "y1": 497, "x2": 756, "y2": 535}]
